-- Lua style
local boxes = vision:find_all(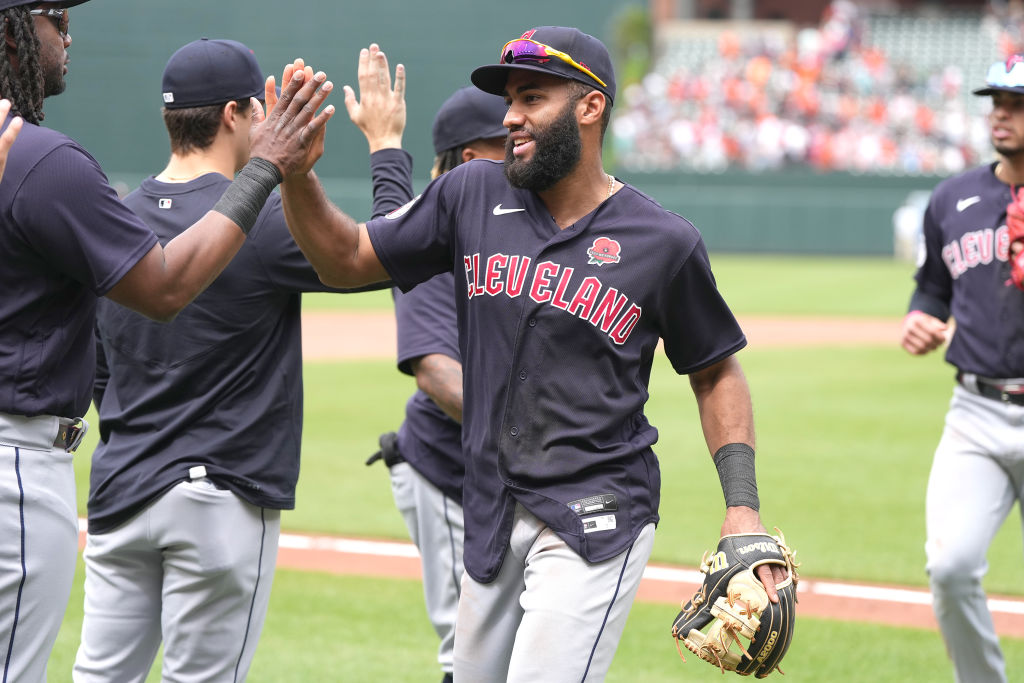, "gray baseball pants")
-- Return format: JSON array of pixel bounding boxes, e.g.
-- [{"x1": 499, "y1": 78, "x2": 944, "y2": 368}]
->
[
  {"x1": 73, "y1": 478, "x2": 279, "y2": 683},
  {"x1": 925, "y1": 383, "x2": 1024, "y2": 683},
  {"x1": 389, "y1": 461, "x2": 464, "y2": 677},
  {"x1": 0, "y1": 413, "x2": 78, "y2": 683},
  {"x1": 453, "y1": 503, "x2": 654, "y2": 682}
]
